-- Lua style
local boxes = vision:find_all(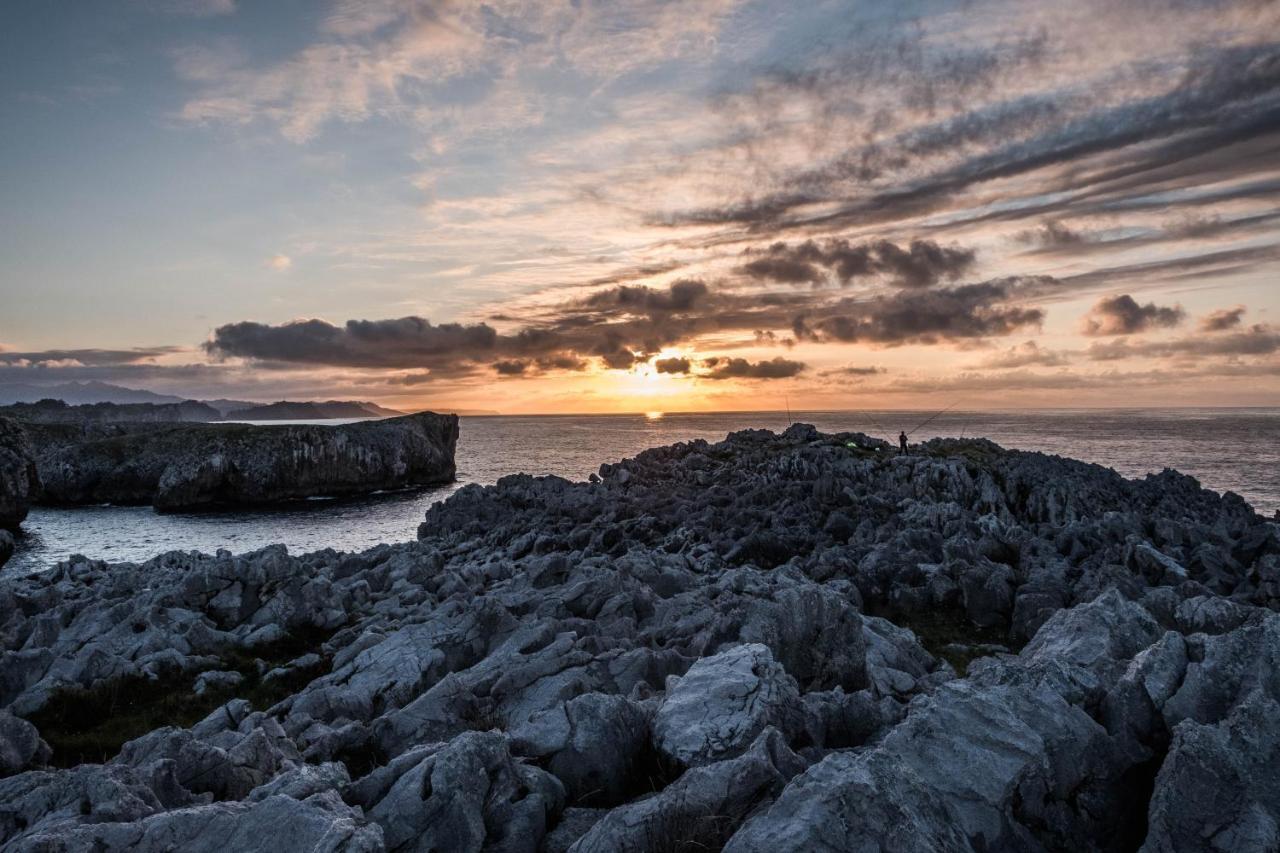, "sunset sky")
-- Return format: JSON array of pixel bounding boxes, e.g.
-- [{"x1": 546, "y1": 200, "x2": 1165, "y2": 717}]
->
[{"x1": 2, "y1": 0, "x2": 1278, "y2": 413}]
